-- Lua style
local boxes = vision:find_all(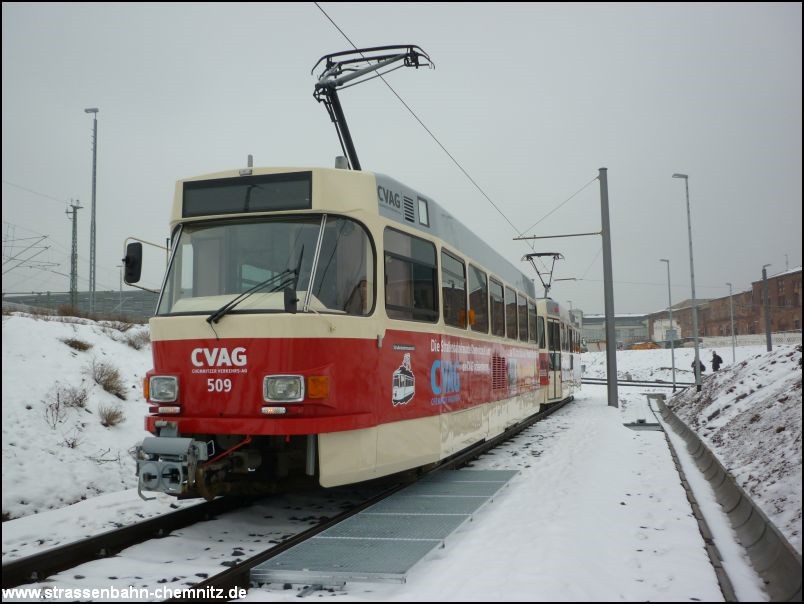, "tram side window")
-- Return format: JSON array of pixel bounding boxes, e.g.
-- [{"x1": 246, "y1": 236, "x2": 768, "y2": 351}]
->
[
  {"x1": 505, "y1": 286, "x2": 517, "y2": 340},
  {"x1": 384, "y1": 228, "x2": 438, "y2": 322},
  {"x1": 468, "y1": 264, "x2": 489, "y2": 333},
  {"x1": 537, "y1": 316, "x2": 546, "y2": 349},
  {"x1": 527, "y1": 300, "x2": 537, "y2": 343},
  {"x1": 441, "y1": 250, "x2": 467, "y2": 328},
  {"x1": 517, "y1": 293, "x2": 528, "y2": 341},
  {"x1": 490, "y1": 279, "x2": 505, "y2": 337}
]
